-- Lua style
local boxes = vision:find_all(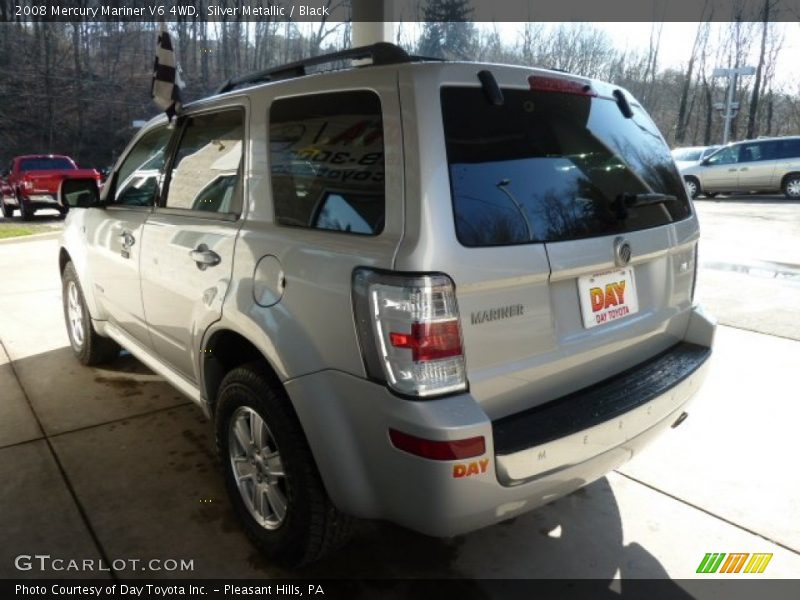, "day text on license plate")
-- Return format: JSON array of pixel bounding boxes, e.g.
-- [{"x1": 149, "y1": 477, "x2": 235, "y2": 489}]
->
[{"x1": 577, "y1": 267, "x2": 639, "y2": 329}]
